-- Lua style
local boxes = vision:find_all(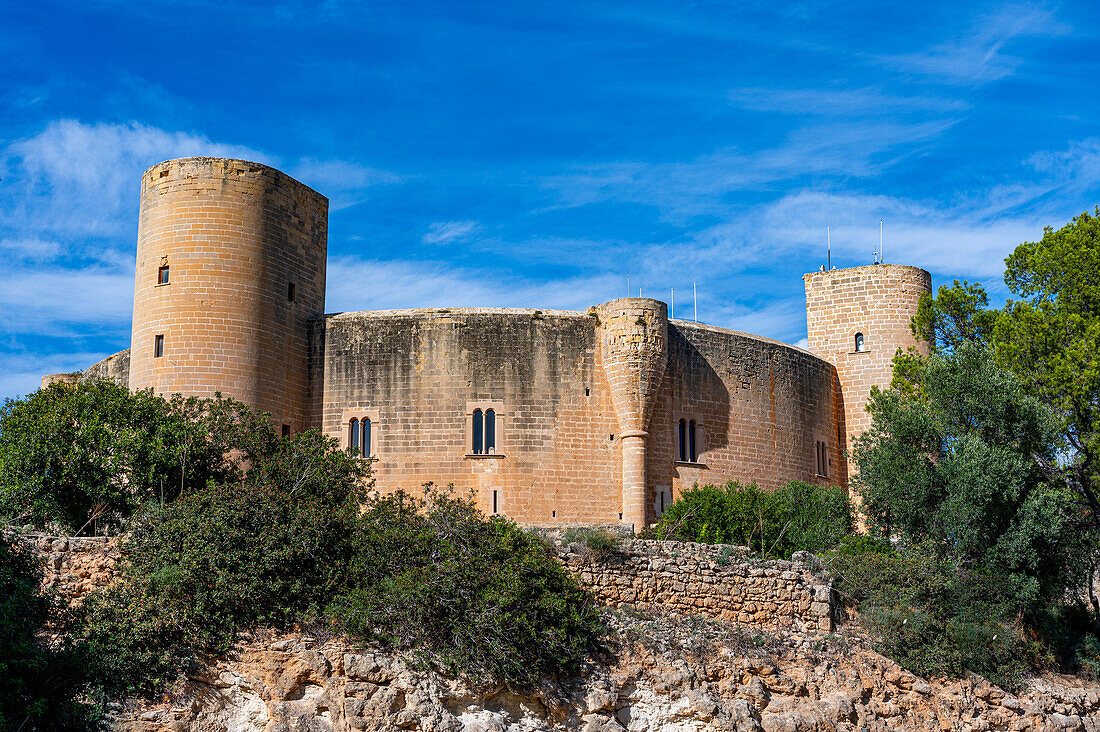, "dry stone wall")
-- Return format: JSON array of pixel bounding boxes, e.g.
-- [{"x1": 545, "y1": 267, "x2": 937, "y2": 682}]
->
[
  {"x1": 18, "y1": 532, "x2": 122, "y2": 606},
  {"x1": 556, "y1": 538, "x2": 834, "y2": 633}
]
